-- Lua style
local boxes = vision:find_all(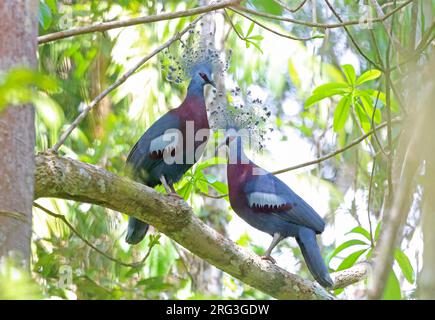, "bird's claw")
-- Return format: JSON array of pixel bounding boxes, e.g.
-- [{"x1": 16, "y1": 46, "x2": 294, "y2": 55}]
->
[
  {"x1": 260, "y1": 255, "x2": 276, "y2": 264},
  {"x1": 168, "y1": 192, "x2": 183, "y2": 200}
]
